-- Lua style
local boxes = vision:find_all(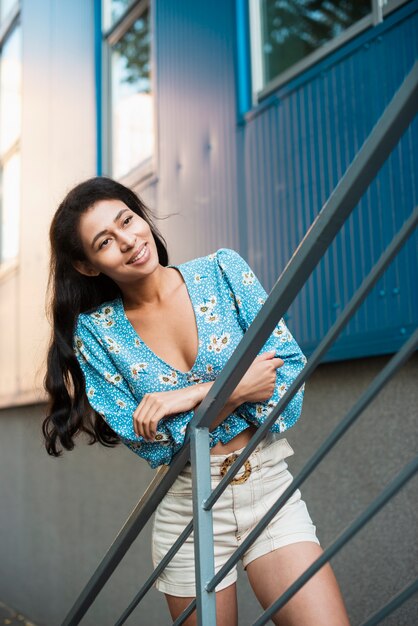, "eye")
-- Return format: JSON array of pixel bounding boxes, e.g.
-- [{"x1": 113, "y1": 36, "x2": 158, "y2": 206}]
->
[
  {"x1": 99, "y1": 238, "x2": 110, "y2": 250},
  {"x1": 123, "y1": 215, "x2": 134, "y2": 226}
]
